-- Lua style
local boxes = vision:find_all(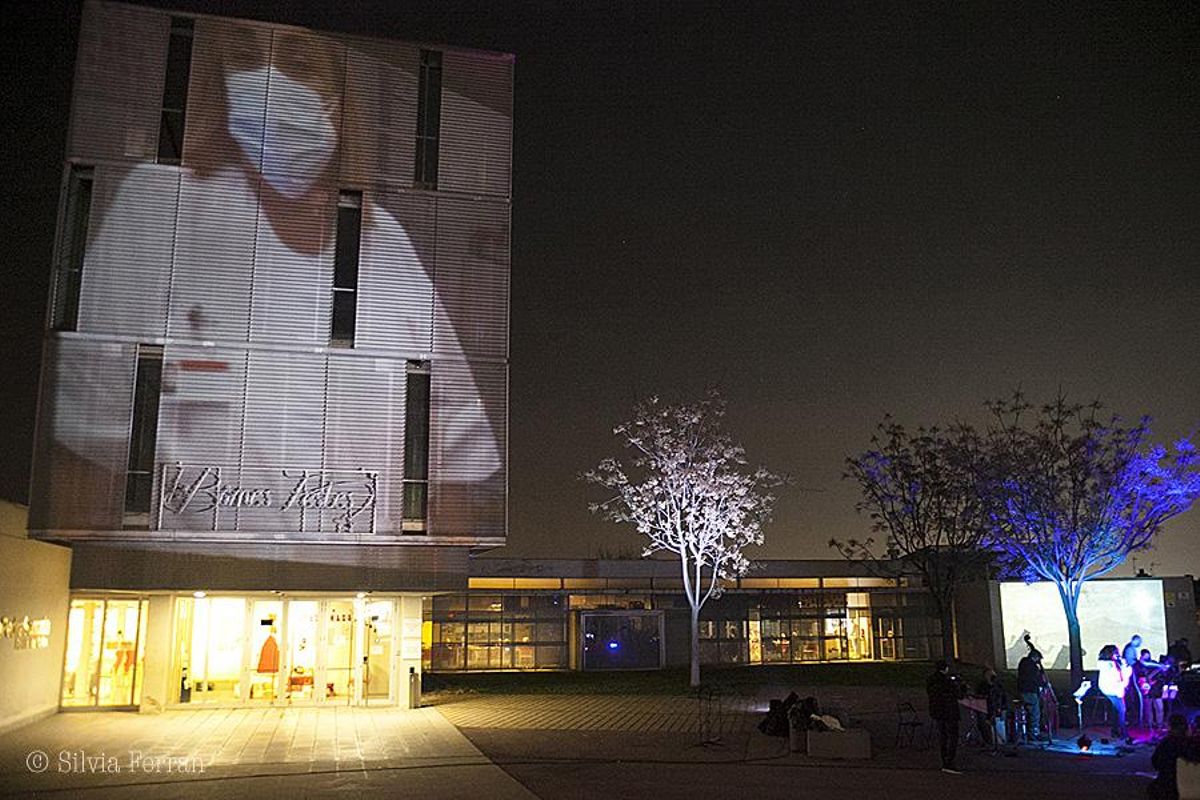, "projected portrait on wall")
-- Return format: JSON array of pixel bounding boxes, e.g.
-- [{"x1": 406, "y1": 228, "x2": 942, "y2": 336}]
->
[{"x1": 40, "y1": 14, "x2": 508, "y2": 538}]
